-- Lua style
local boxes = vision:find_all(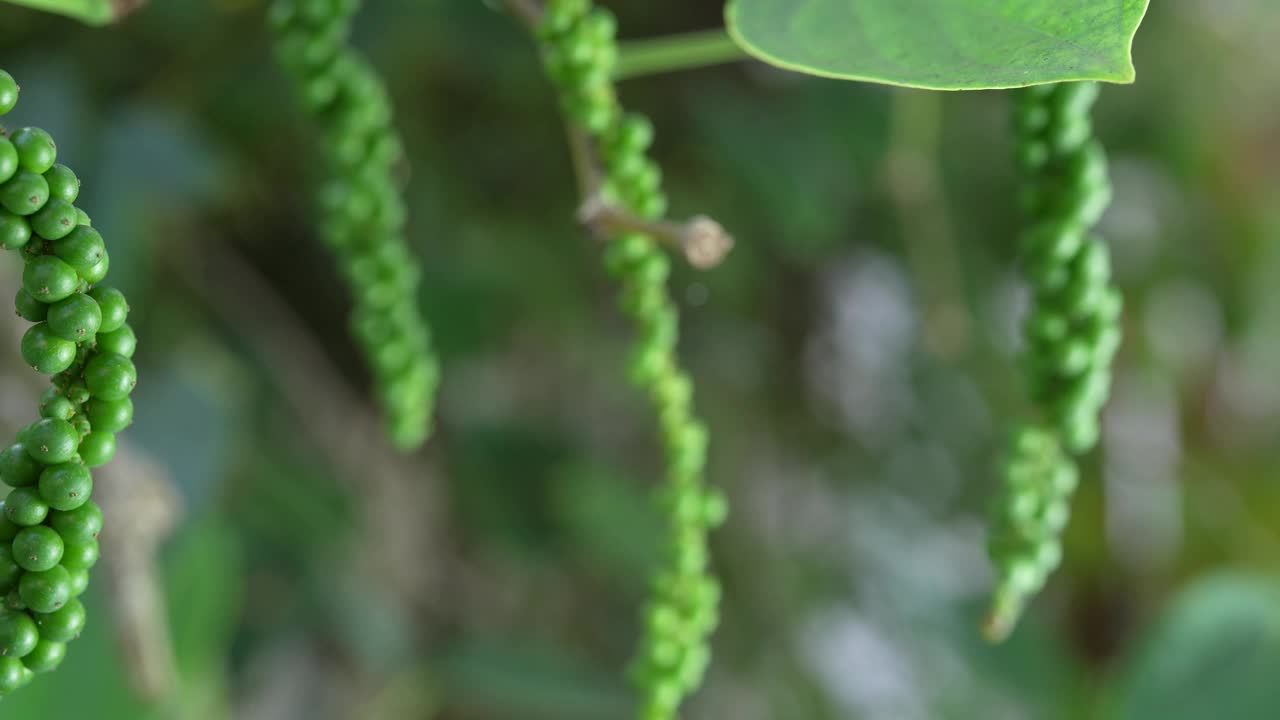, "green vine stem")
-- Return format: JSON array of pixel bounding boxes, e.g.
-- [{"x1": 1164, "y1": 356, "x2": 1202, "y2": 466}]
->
[
  {"x1": 985, "y1": 82, "x2": 1122, "y2": 641},
  {"x1": 269, "y1": 0, "x2": 440, "y2": 451},
  {"x1": 613, "y1": 28, "x2": 748, "y2": 81},
  {"x1": 0, "y1": 68, "x2": 136, "y2": 692},
  {"x1": 506, "y1": 1, "x2": 729, "y2": 717}
]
